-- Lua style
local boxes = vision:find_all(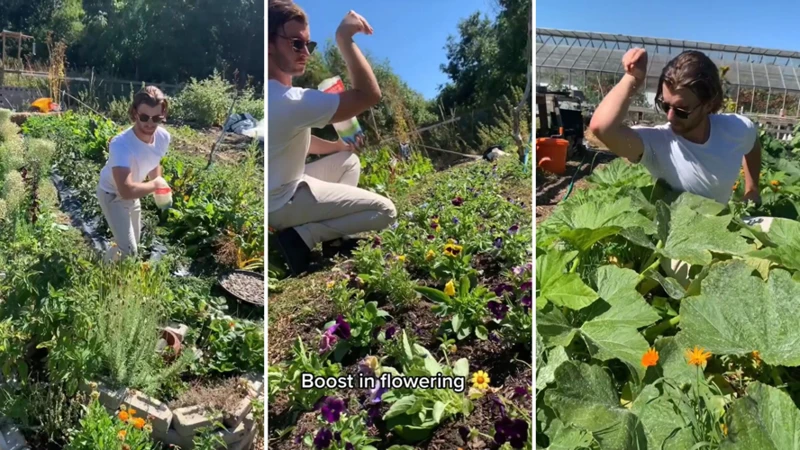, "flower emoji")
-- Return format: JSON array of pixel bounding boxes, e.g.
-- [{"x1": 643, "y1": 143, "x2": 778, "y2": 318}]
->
[{"x1": 472, "y1": 370, "x2": 490, "y2": 390}]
